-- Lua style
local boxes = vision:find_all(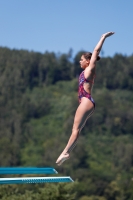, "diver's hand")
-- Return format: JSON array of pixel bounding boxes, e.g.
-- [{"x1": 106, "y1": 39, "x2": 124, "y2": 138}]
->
[{"x1": 102, "y1": 32, "x2": 115, "y2": 39}]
